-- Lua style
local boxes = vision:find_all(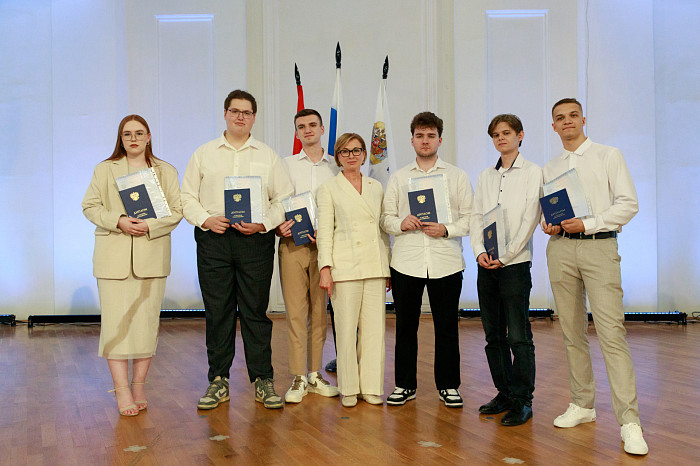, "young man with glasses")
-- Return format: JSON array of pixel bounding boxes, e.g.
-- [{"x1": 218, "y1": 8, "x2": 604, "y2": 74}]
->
[
  {"x1": 277, "y1": 109, "x2": 339, "y2": 403},
  {"x1": 380, "y1": 112, "x2": 473, "y2": 408},
  {"x1": 542, "y1": 98, "x2": 647, "y2": 455},
  {"x1": 182, "y1": 89, "x2": 294, "y2": 410}
]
